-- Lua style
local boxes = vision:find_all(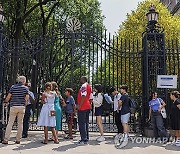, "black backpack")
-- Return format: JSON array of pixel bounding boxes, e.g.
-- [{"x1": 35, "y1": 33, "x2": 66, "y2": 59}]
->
[
  {"x1": 129, "y1": 97, "x2": 138, "y2": 114},
  {"x1": 102, "y1": 95, "x2": 112, "y2": 116}
]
